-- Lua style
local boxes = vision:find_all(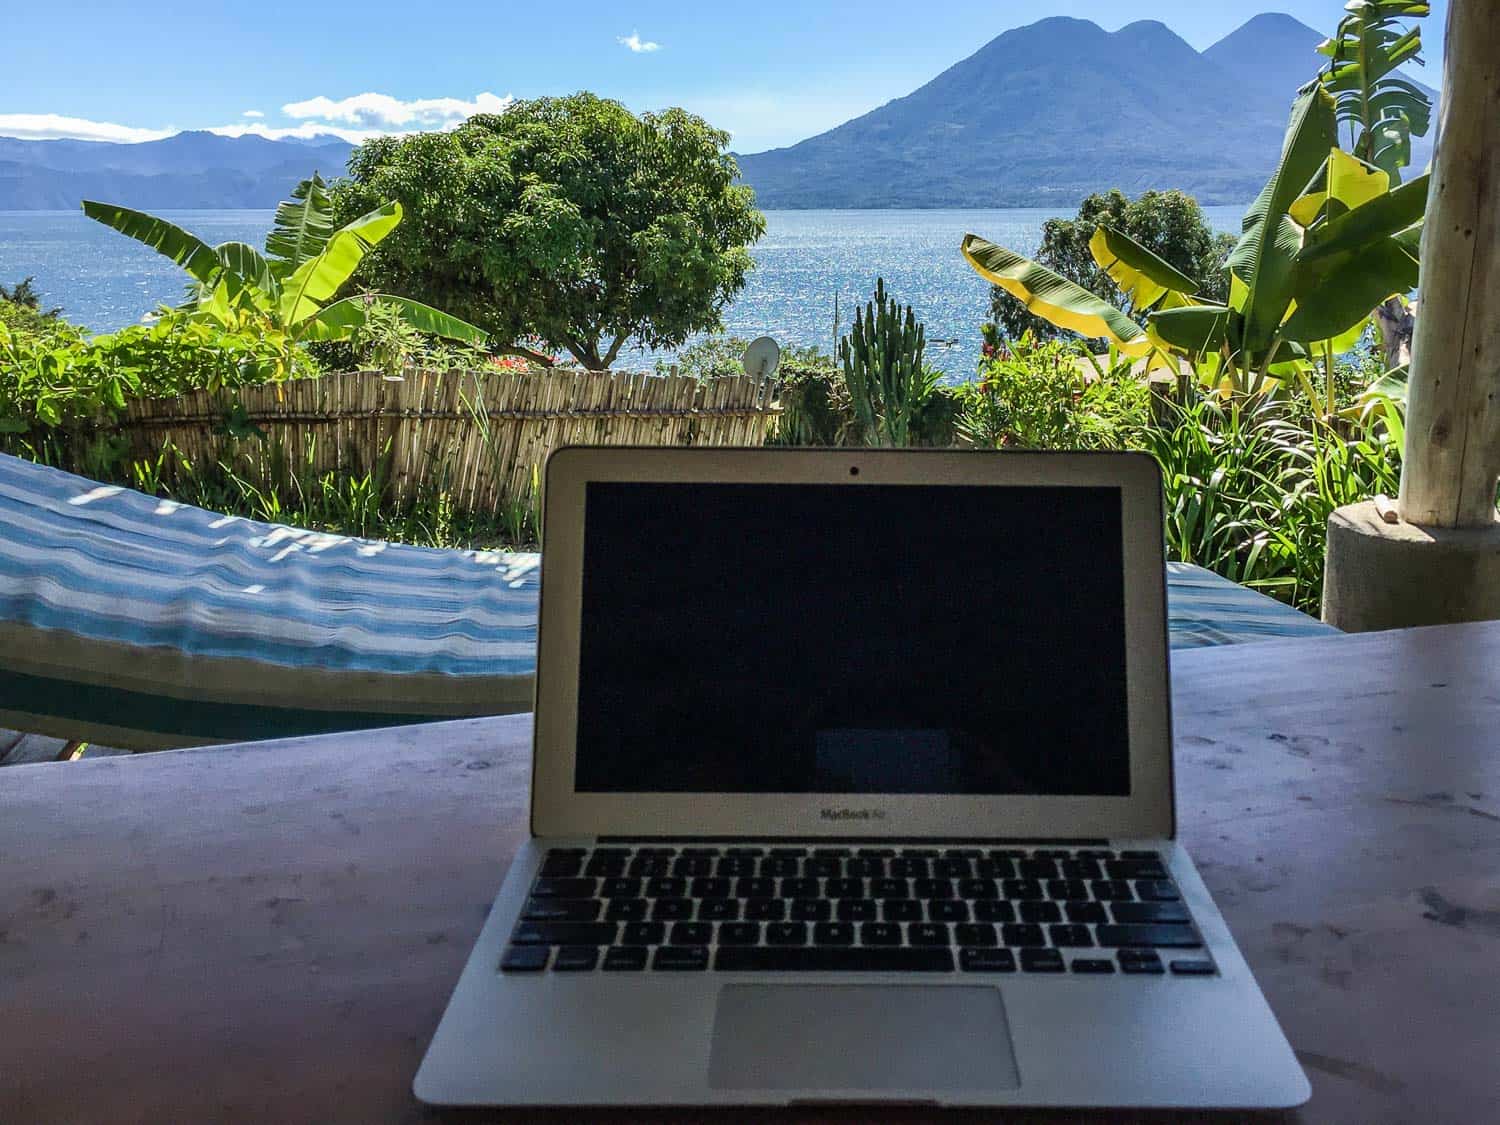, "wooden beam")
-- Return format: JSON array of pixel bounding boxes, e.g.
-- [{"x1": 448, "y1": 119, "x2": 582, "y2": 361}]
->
[{"x1": 1398, "y1": 0, "x2": 1500, "y2": 528}]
